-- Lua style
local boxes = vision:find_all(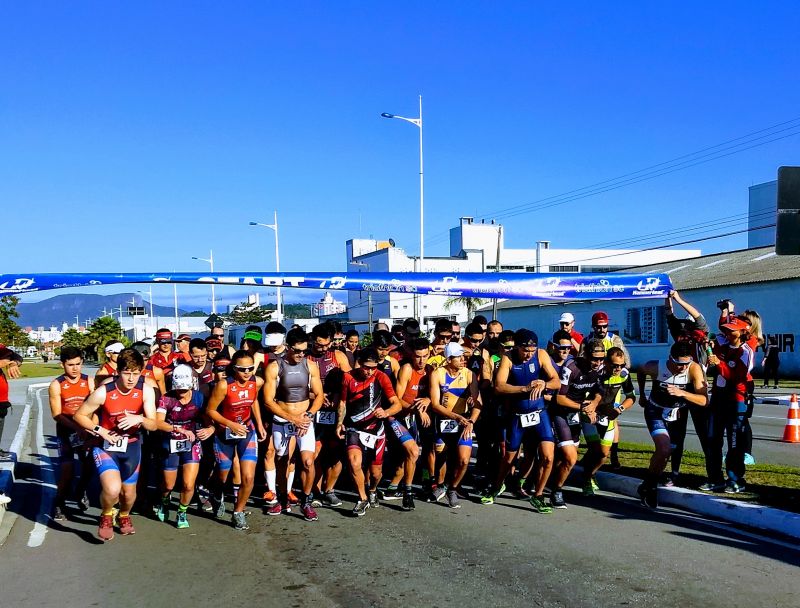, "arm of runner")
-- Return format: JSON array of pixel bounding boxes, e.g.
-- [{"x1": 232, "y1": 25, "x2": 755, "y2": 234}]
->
[
  {"x1": 538, "y1": 349, "x2": 562, "y2": 393},
  {"x1": 252, "y1": 376, "x2": 267, "y2": 441},
  {"x1": 48, "y1": 378, "x2": 83, "y2": 433},
  {"x1": 335, "y1": 349, "x2": 352, "y2": 373},
  {"x1": 395, "y1": 364, "x2": 414, "y2": 412},
  {"x1": 307, "y1": 360, "x2": 325, "y2": 415},
  {"x1": 494, "y1": 355, "x2": 533, "y2": 396},
  {"x1": 666, "y1": 362, "x2": 709, "y2": 407},
  {"x1": 637, "y1": 360, "x2": 657, "y2": 406},
  {"x1": 74, "y1": 386, "x2": 115, "y2": 442}
]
